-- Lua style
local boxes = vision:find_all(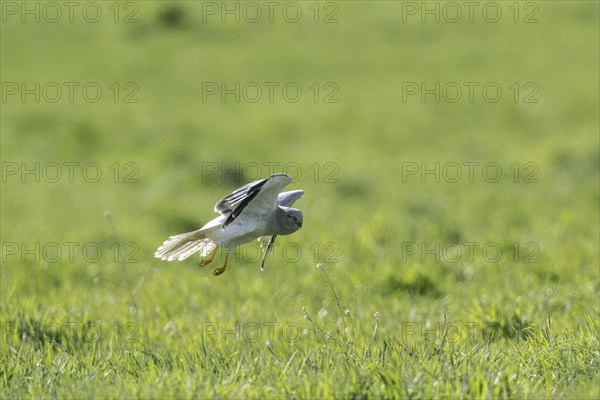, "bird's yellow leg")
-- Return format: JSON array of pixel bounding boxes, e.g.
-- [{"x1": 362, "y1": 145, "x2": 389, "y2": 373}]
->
[
  {"x1": 213, "y1": 252, "x2": 229, "y2": 276},
  {"x1": 199, "y1": 246, "x2": 218, "y2": 267}
]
